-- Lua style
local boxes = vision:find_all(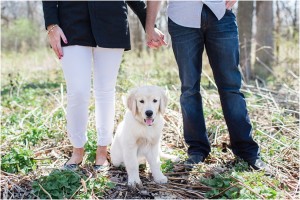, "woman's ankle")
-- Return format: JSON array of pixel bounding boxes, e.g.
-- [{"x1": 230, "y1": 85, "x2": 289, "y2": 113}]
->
[
  {"x1": 95, "y1": 146, "x2": 108, "y2": 165},
  {"x1": 66, "y1": 147, "x2": 84, "y2": 164},
  {"x1": 96, "y1": 146, "x2": 107, "y2": 156},
  {"x1": 73, "y1": 147, "x2": 84, "y2": 156}
]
